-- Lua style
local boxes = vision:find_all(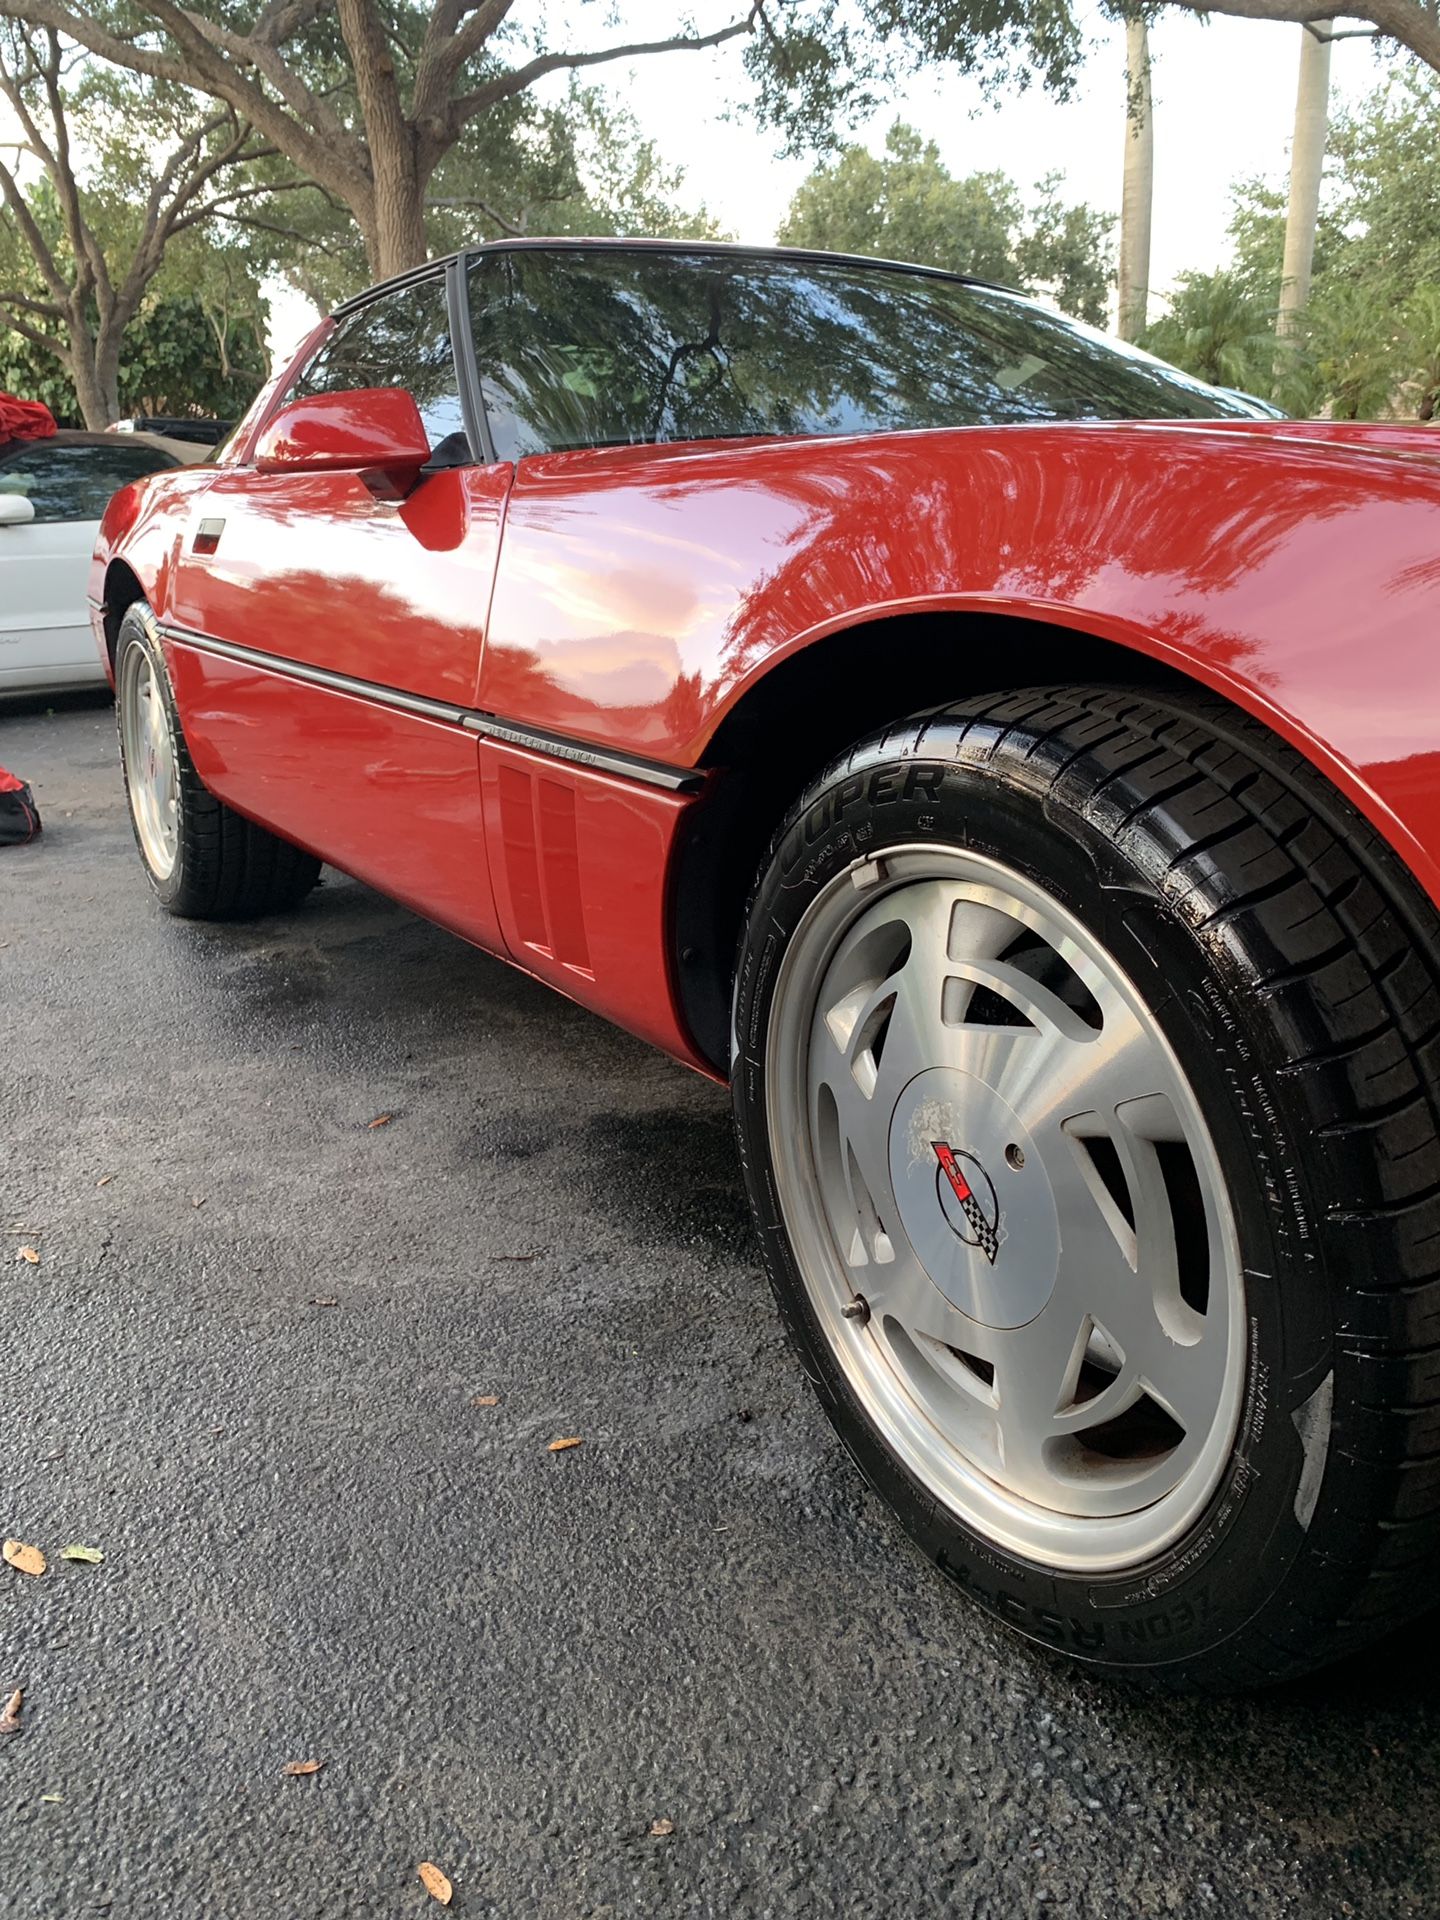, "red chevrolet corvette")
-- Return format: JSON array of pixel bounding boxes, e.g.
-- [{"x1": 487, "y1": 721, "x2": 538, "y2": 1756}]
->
[{"x1": 90, "y1": 239, "x2": 1440, "y2": 1687}]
